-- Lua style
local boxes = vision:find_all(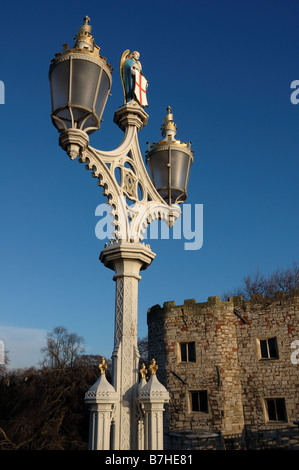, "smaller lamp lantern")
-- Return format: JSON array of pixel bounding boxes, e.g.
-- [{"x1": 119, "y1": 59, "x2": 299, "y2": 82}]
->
[
  {"x1": 146, "y1": 107, "x2": 193, "y2": 205},
  {"x1": 49, "y1": 16, "x2": 113, "y2": 135}
]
